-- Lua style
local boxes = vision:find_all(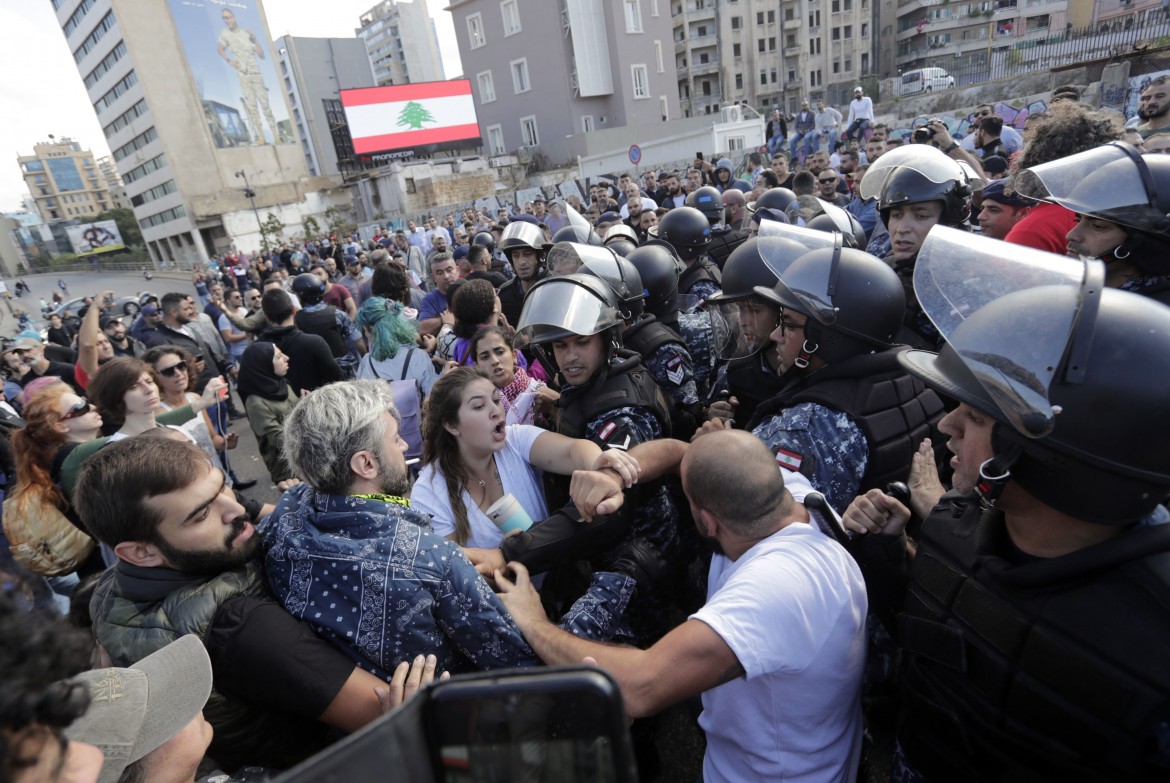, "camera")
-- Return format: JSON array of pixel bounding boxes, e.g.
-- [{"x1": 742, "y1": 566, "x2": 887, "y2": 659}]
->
[{"x1": 913, "y1": 126, "x2": 936, "y2": 143}]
